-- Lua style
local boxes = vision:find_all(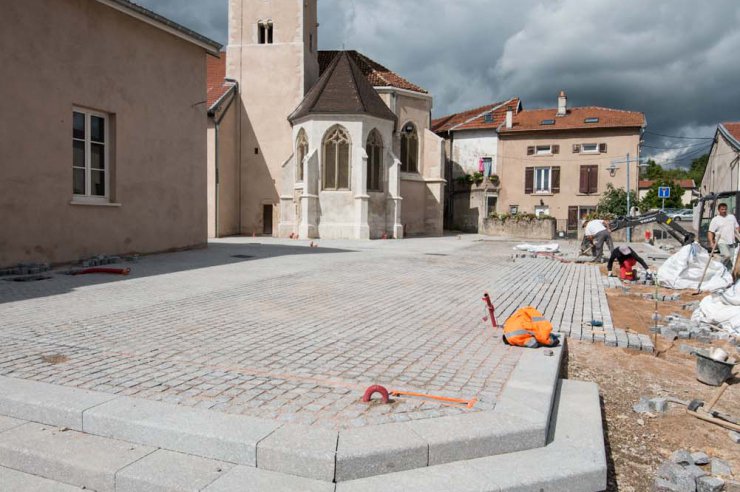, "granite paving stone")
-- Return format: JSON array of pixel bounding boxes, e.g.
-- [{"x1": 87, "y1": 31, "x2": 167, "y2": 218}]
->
[{"x1": 0, "y1": 237, "x2": 619, "y2": 431}]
